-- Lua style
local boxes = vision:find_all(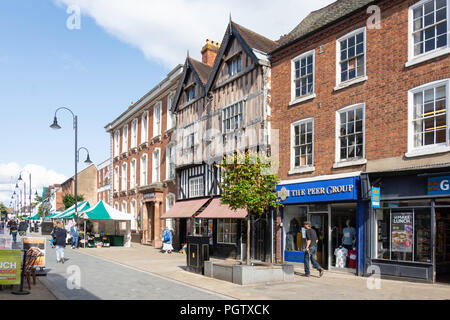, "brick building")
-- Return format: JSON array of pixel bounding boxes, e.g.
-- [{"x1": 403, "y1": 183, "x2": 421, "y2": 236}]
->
[
  {"x1": 271, "y1": 0, "x2": 450, "y2": 282},
  {"x1": 105, "y1": 65, "x2": 182, "y2": 247},
  {"x1": 97, "y1": 158, "x2": 111, "y2": 204},
  {"x1": 60, "y1": 164, "x2": 98, "y2": 208}
]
